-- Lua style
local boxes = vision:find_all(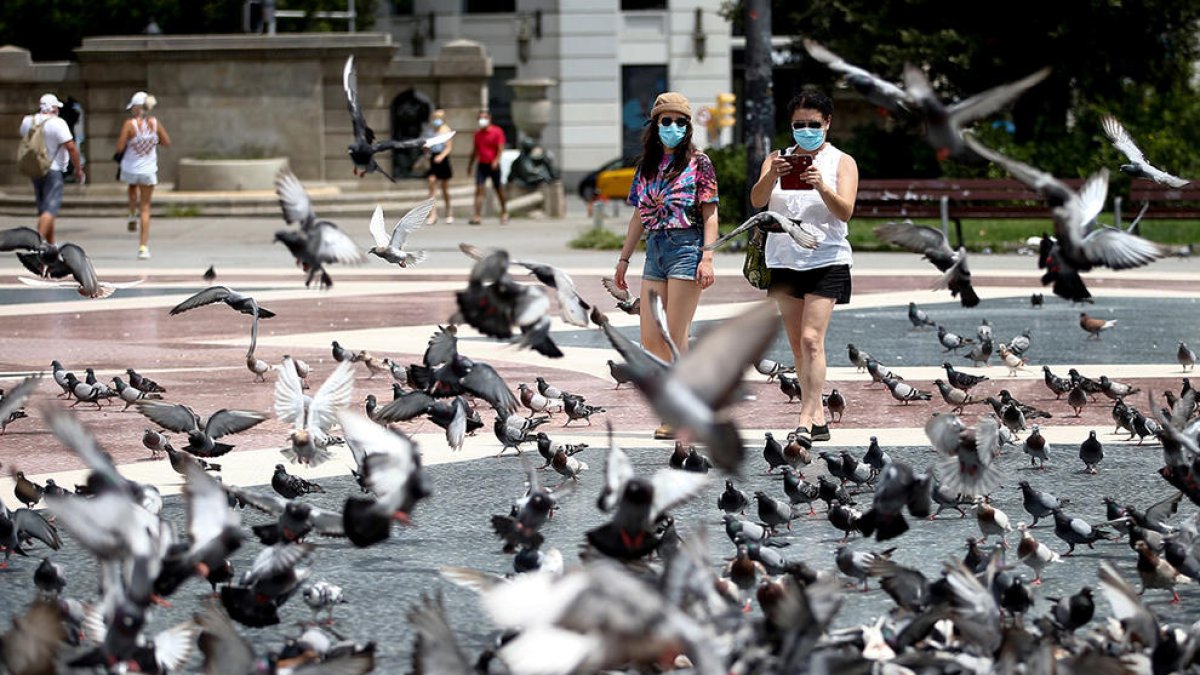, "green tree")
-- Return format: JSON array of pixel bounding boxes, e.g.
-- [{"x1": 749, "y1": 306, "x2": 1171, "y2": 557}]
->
[{"x1": 0, "y1": 0, "x2": 376, "y2": 62}]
